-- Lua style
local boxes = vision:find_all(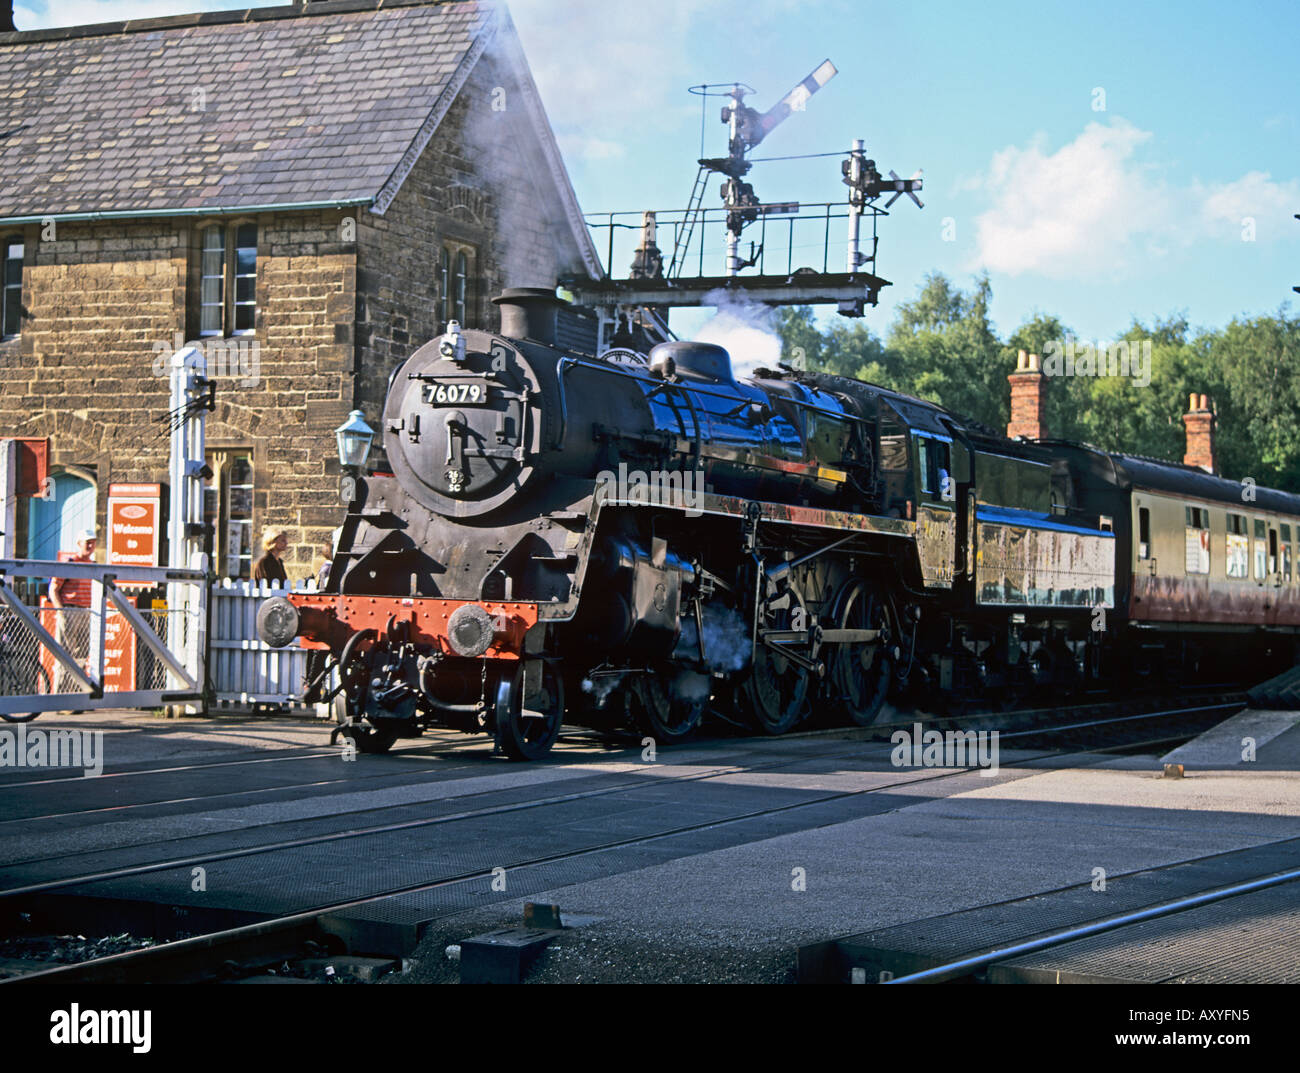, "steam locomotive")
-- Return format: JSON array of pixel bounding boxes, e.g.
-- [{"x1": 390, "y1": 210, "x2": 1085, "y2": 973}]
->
[{"x1": 257, "y1": 288, "x2": 1300, "y2": 759}]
